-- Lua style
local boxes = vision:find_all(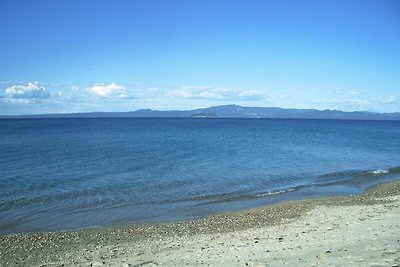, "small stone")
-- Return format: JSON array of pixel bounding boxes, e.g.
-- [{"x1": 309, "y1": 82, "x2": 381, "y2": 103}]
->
[{"x1": 91, "y1": 262, "x2": 104, "y2": 267}]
